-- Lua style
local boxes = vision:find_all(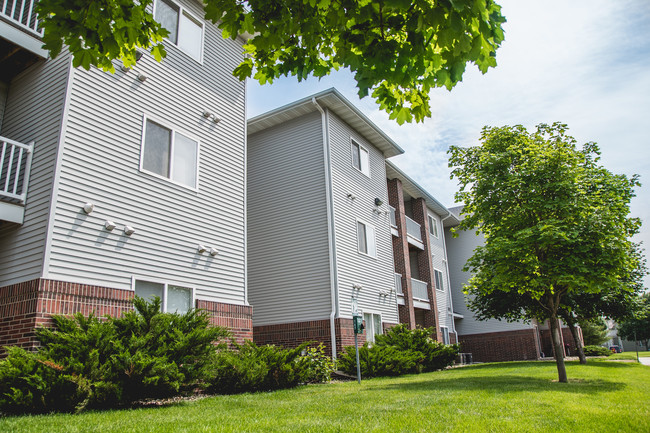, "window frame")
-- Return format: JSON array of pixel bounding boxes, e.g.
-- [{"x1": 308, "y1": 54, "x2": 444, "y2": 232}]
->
[
  {"x1": 139, "y1": 115, "x2": 201, "y2": 191},
  {"x1": 434, "y1": 268, "x2": 444, "y2": 292},
  {"x1": 153, "y1": 0, "x2": 205, "y2": 63},
  {"x1": 356, "y1": 218, "x2": 377, "y2": 258},
  {"x1": 350, "y1": 139, "x2": 371, "y2": 177},
  {"x1": 441, "y1": 326, "x2": 450, "y2": 345},
  {"x1": 363, "y1": 311, "x2": 383, "y2": 344},
  {"x1": 132, "y1": 277, "x2": 195, "y2": 314},
  {"x1": 428, "y1": 215, "x2": 439, "y2": 238}
]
